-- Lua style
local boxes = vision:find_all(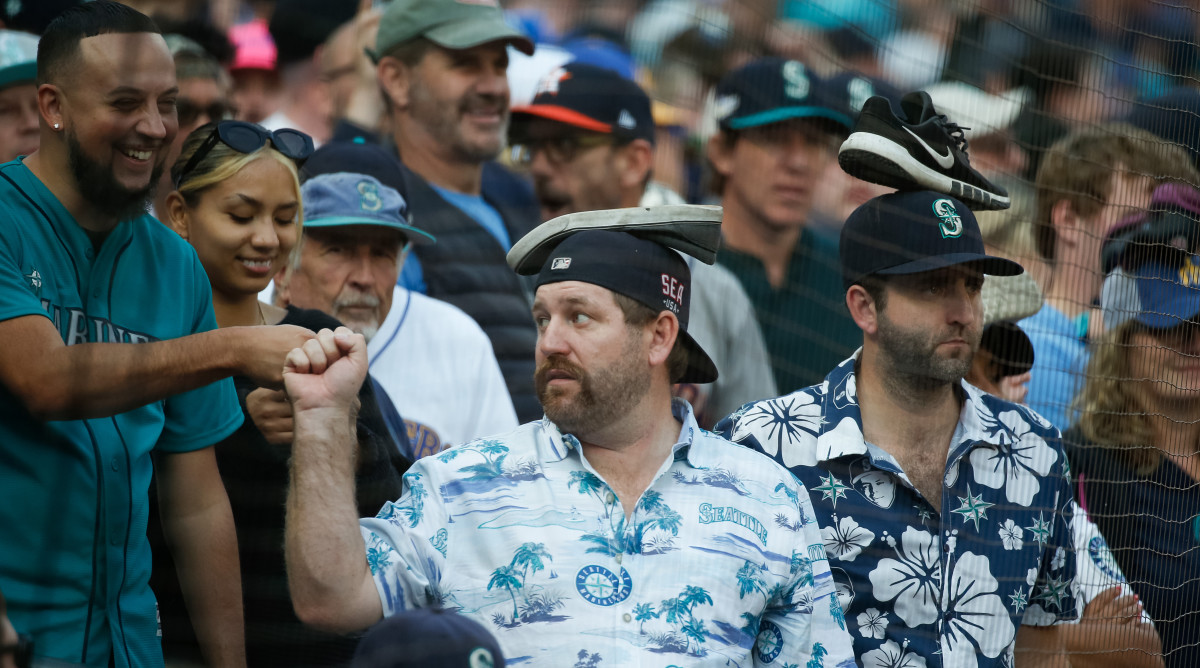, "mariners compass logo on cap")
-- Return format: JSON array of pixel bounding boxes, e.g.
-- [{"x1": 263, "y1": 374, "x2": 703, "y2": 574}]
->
[{"x1": 933, "y1": 198, "x2": 963, "y2": 238}]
